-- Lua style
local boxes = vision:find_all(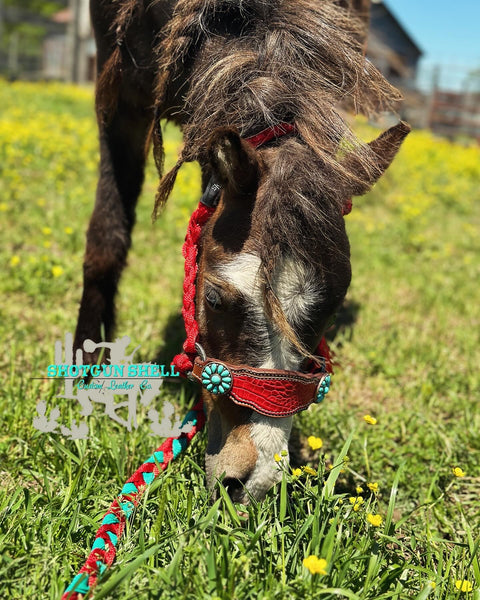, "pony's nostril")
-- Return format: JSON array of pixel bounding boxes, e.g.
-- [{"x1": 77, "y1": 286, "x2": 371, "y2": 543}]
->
[{"x1": 223, "y1": 477, "x2": 248, "y2": 502}]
